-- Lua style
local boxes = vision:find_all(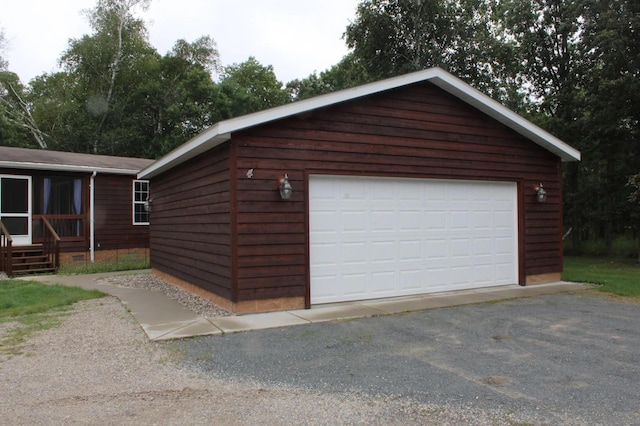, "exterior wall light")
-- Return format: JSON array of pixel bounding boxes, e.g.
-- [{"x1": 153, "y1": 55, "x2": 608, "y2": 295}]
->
[
  {"x1": 535, "y1": 183, "x2": 547, "y2": 202},
  {"x1": 144, "y1": 198, "x2": 153, "y2": 212},
  {"x1": 279, "y1": 173, "x2": 292, "y2": 200}
]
